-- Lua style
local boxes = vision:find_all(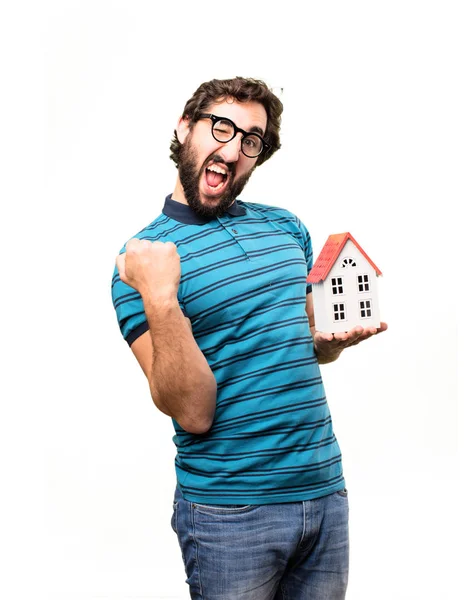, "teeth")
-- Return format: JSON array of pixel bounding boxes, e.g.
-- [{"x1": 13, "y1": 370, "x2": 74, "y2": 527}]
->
[{"x1": 207, "y1": 164, "x2": 227, "y2": 175}]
